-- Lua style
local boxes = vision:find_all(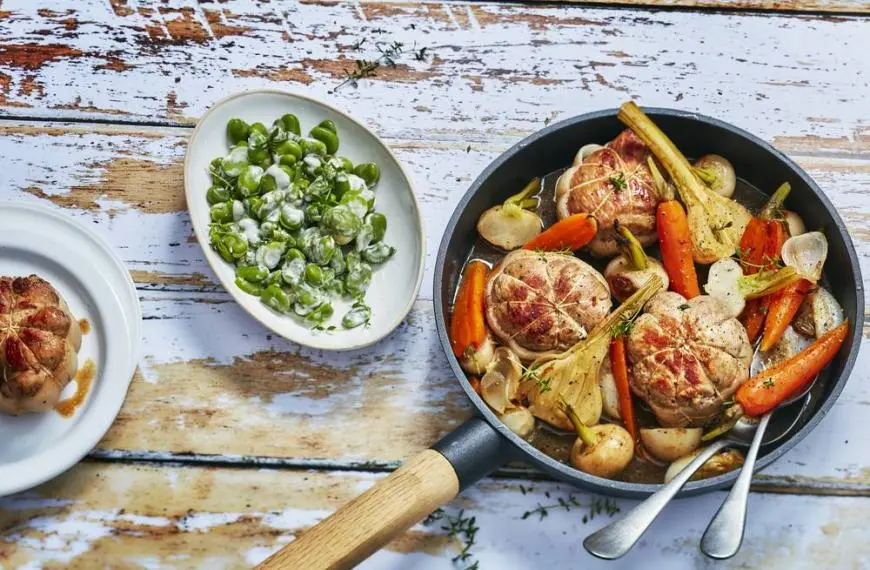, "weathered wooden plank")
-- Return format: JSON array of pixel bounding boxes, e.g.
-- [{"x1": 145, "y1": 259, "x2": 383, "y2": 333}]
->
[
  {"x1": 561, "y1": 0, "x2": 870, "y2": 12},
  {"x1": 0, "y1": 0, "x2": 867, "y2": 148},
  {"x1": 3, "y1": 122, "x2": 870, "y2": 294},
  {"x1": 3, "y1": 461, "x2": 870, "y2": 569}
]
